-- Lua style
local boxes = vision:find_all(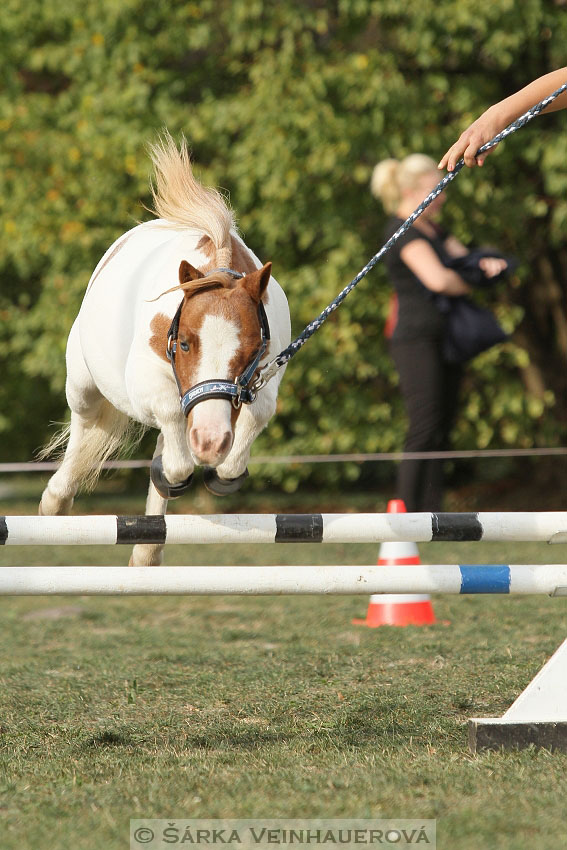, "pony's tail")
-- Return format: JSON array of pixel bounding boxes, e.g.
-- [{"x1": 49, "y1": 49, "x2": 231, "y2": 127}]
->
[
  {"x1": 148, "y1": 131, "x2": 235, "y2": 267},
  {"x1": 38, "y1": 400, "x2": 143, "y2": 492}
]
